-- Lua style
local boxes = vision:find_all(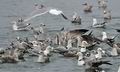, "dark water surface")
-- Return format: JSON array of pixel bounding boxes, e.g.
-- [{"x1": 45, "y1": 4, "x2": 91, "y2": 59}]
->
[{"x1": 0, "y1": 0, "x2": 120, "y2": 72}]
